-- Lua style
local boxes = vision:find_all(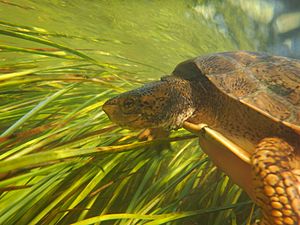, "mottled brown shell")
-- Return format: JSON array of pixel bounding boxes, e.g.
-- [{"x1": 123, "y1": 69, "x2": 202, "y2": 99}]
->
[{"x1": 191, "y1": 51, "x2": 300, "y2": 135}]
